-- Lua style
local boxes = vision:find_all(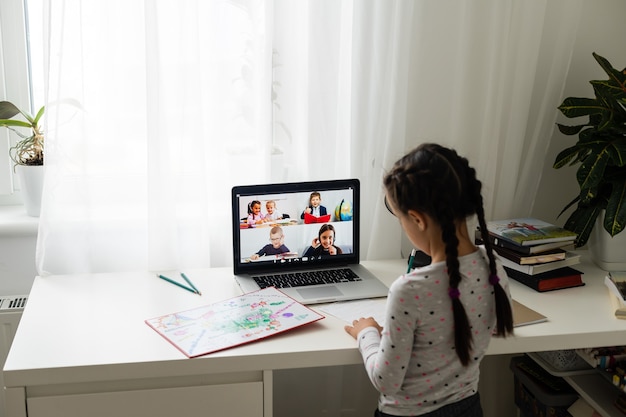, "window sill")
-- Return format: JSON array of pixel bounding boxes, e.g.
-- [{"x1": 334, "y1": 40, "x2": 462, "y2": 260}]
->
[{"x1": 0, "y1": 205, "x2": 39, "y2": 237}]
